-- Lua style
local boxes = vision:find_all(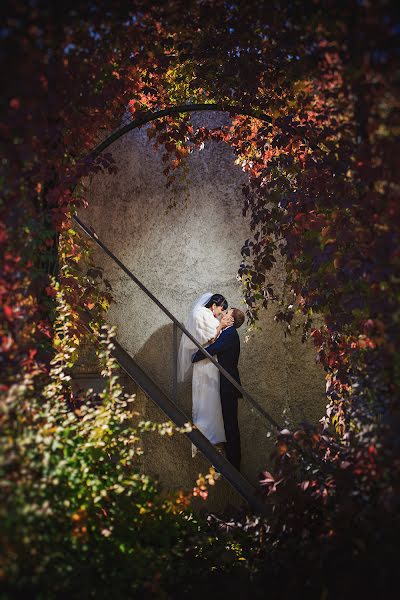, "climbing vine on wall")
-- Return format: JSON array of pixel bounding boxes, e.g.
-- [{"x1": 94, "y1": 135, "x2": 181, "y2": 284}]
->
[{"x1": 2, "y1": 0, "x2": 399, "y2": 595}]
